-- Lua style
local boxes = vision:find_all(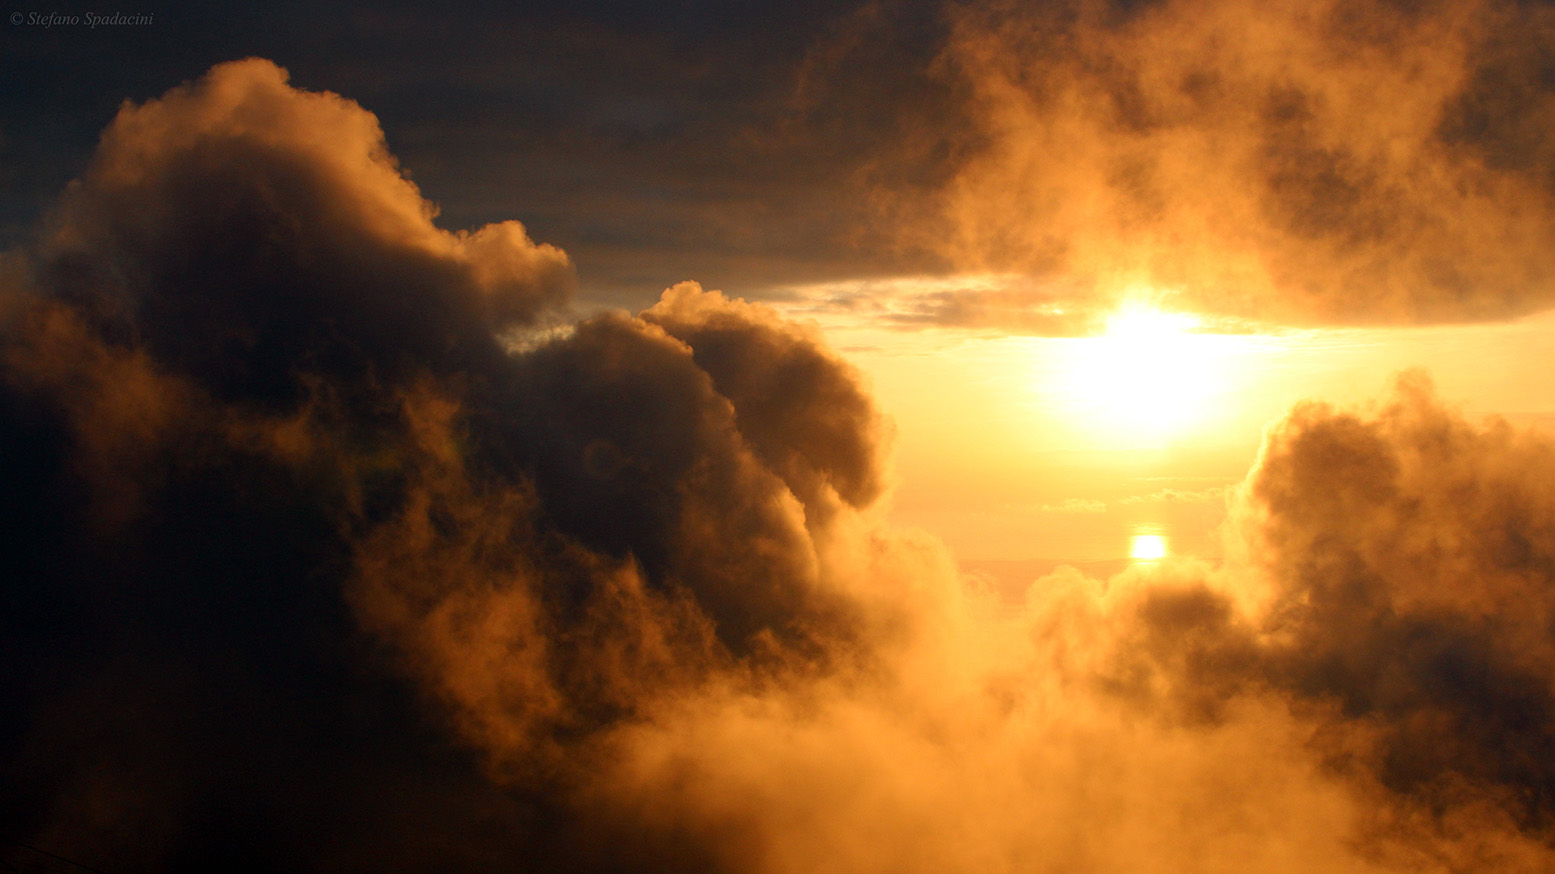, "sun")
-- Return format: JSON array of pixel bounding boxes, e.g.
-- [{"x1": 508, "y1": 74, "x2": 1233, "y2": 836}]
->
[
  {"x1": 1130, "y1": 533, "x2": 1169, "y2": 561},
  {"x1": 1049, "y1": 300, "x2": 1223, "y2": 444}
]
